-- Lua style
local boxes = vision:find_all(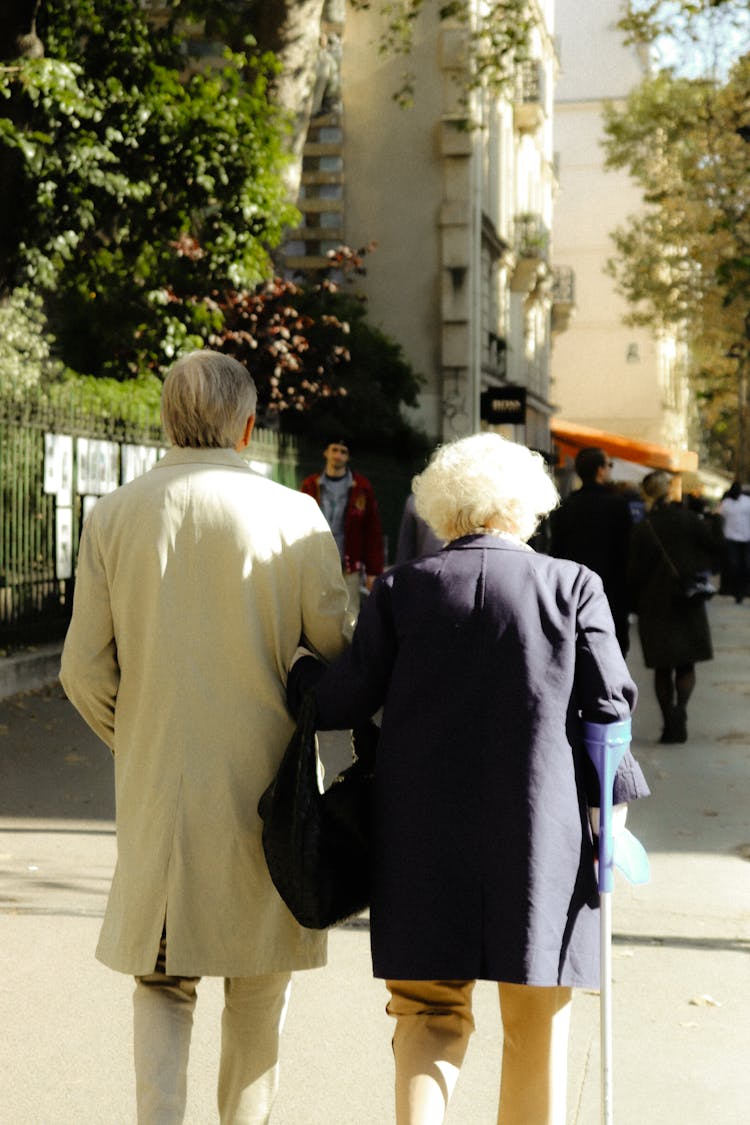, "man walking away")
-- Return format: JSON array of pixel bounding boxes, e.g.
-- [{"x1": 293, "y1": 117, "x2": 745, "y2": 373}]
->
[
  {"x1": 550, "y1": 446, "x2": 633, "y2": 655},
  {"x1": 60, "y1": 350, "x2": 348, "y2": 1124}
]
